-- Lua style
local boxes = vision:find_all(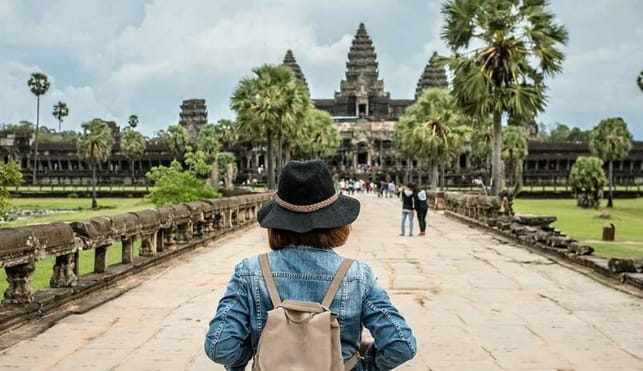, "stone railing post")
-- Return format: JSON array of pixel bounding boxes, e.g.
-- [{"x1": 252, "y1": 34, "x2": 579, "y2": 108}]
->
[
  {"x1": 140, "y1": 233, "x2": 158, "y2": 257},
  {"x1": 50, "y1": 252, "x2": 78, "y2": 288},
  {"x1": 122, "y1": 237, "x2": 134, "y2": 263},
  {"x1": 94, "y1": 245, "x2": 109, "y2": 273},
  {"x1": 3, "y1": 263, "x2": 36, "y2": 304}
]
